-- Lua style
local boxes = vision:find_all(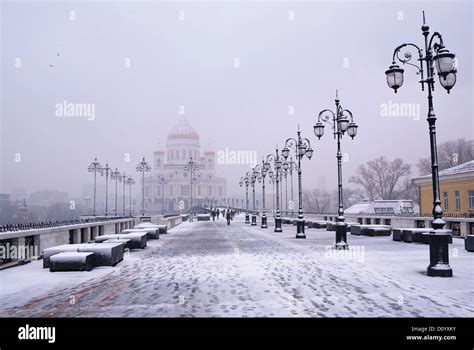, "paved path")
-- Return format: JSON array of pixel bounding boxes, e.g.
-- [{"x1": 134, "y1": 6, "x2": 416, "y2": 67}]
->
[{"x1": 1, "y1": 215, "x2": 473, "y2": 317}]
